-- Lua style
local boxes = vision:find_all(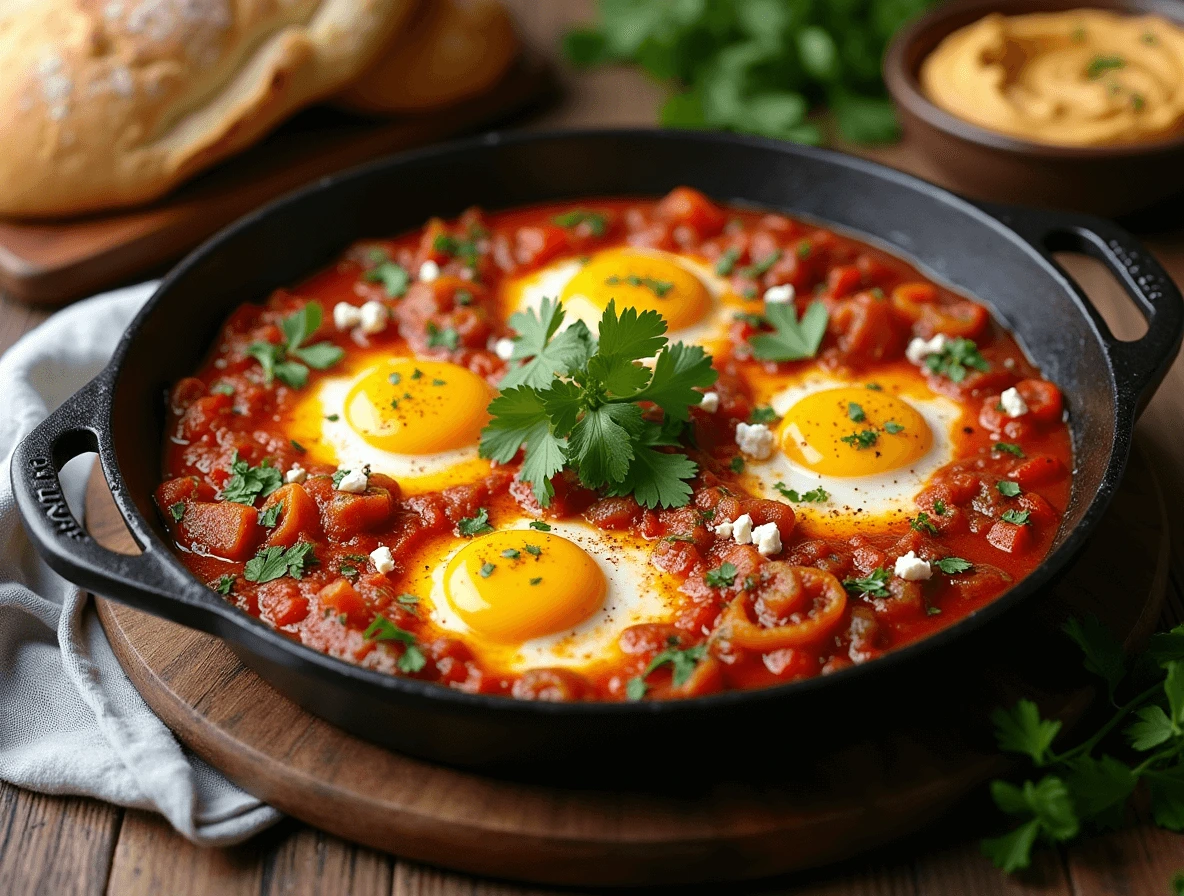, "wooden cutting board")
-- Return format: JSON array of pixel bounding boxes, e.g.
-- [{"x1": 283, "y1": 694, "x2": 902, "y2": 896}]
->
[
  {"x1": 0, "y1": 55, "x2": 554, "y2": 307},
  {"x1": 84, "y1": 448, "x2": 1170, "y2": 887}
]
